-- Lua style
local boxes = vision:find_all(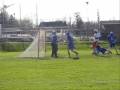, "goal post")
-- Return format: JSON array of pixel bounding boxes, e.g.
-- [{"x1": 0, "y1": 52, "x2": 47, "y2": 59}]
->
[
  {"x1": 19, "y1": 27, "x2": 68, "y2": 58},
  {"x1": 19, "y1": 30, "x2": 46, "y2": 58}
]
